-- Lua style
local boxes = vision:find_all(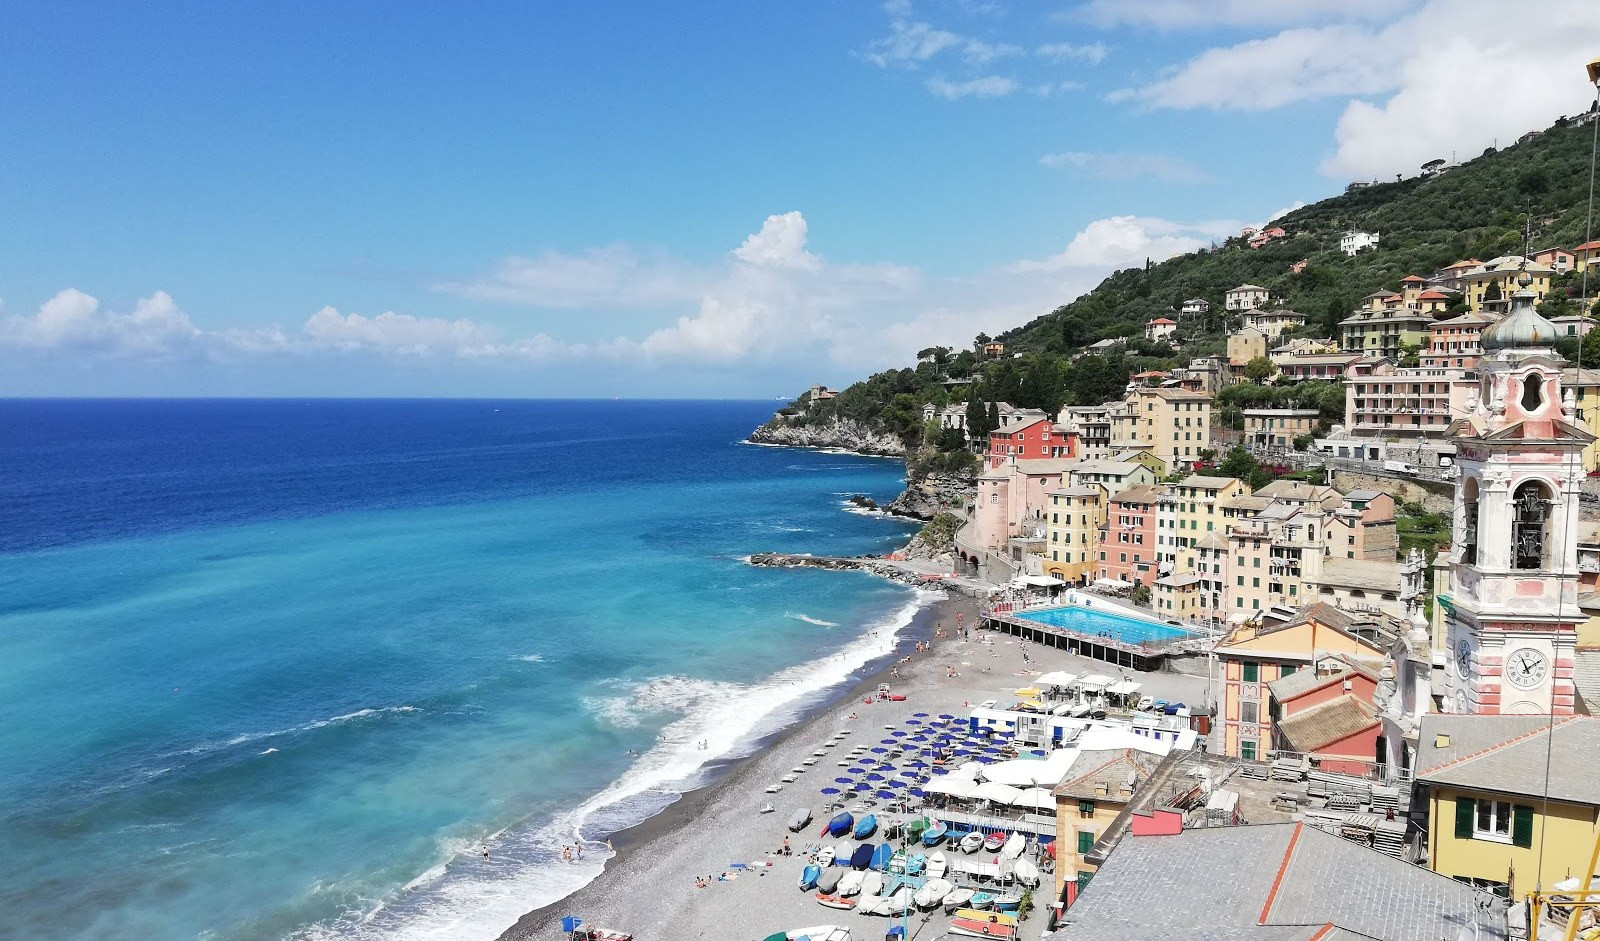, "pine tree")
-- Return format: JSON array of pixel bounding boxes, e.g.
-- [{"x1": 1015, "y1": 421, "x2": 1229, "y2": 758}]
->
[{"x1": 987, "y1": 401, "x2": 1001, "y2": 432}]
